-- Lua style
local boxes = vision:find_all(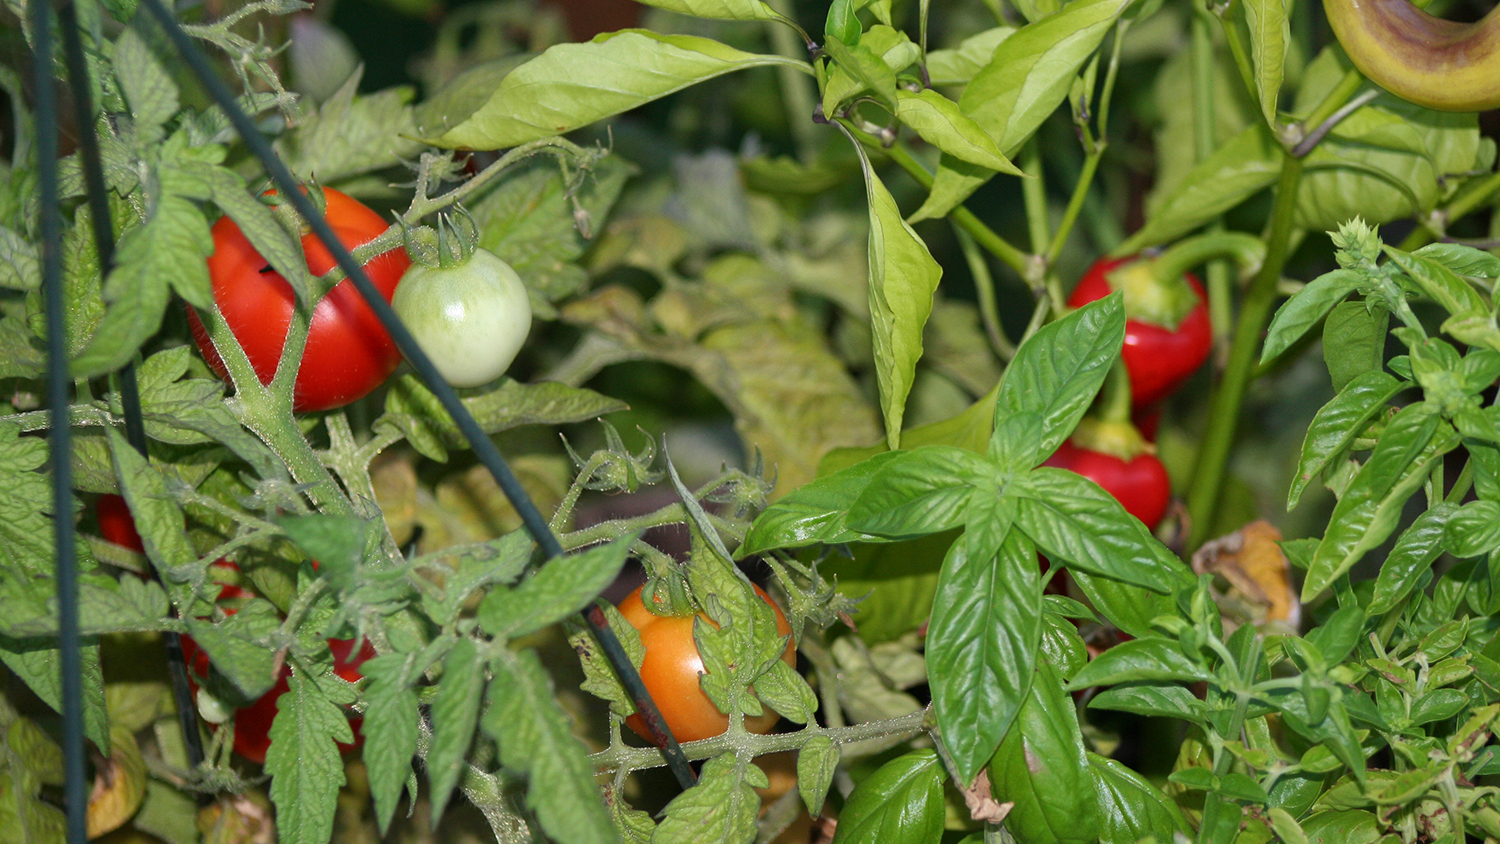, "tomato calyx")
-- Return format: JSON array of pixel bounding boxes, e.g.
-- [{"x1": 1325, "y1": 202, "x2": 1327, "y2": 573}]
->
[{"x1": 1103, "y1": 258, "x2": 1201, "y2": 331}]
